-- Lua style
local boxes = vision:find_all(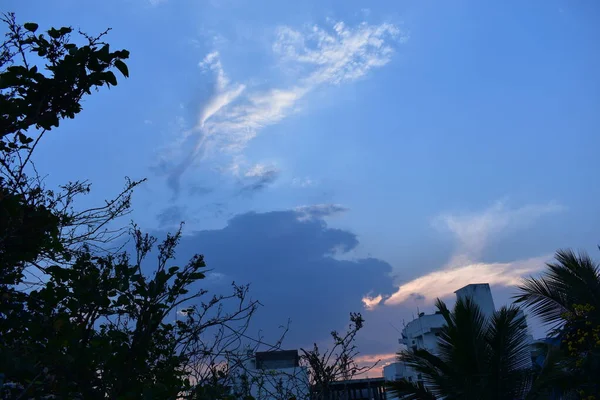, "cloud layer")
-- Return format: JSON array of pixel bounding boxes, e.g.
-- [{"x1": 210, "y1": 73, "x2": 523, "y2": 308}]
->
[
  {"x1": 161, "y1": 20, "x2": 404, "y2": 193},
  {"x1": 363, "y1": 201, "x2": 563, "y2": 309},
  {"x1": 163, "y1": 206, "x2": 396, "y2": 348},
  {"x1": 435, "y1": 200, "x2": 564, "y2": 267},
  {"x1": 381, "y1": 256, "x2": 549, "y2": 305}
]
